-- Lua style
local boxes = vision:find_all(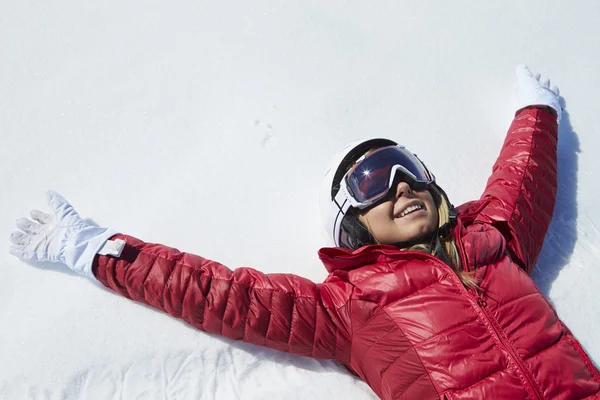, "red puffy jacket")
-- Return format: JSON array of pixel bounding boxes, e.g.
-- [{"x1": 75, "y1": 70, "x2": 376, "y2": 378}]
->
[{"x1": 93, "y1": 107, "x2": 600, "y2": 399}]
